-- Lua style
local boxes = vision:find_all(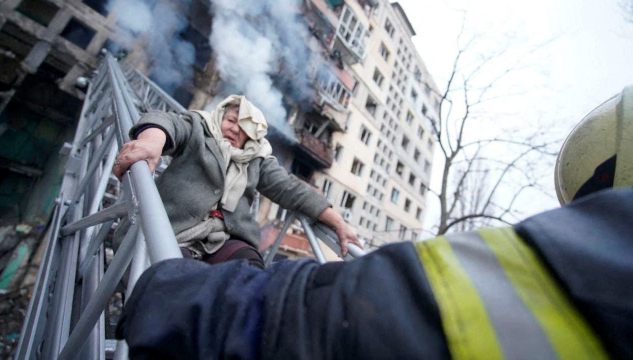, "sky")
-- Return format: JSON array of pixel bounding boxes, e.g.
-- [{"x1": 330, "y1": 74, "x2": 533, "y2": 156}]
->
[{"x1": 394, "y1": 0, "x2": 633, "y2": 227}]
